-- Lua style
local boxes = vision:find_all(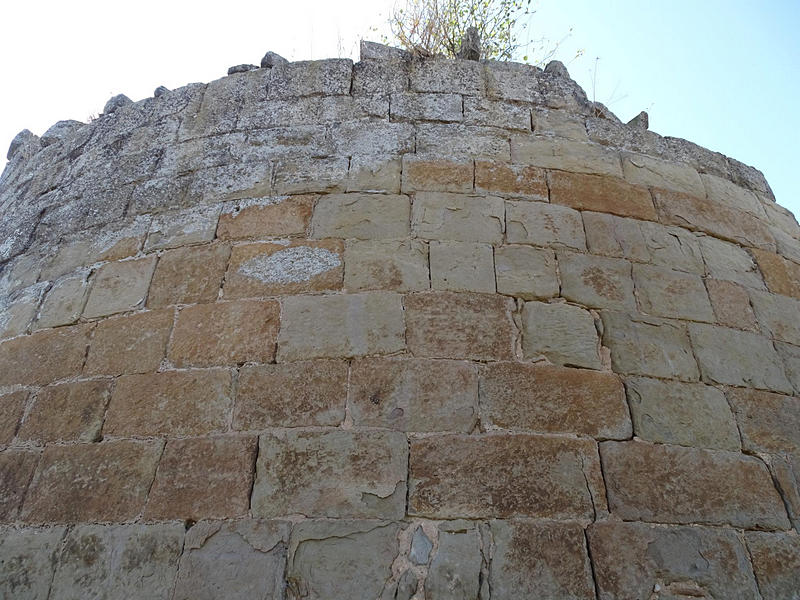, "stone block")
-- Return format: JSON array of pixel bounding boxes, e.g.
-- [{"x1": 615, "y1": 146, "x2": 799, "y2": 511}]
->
[
  {"x1": 83, "y1": 257, "x2": 157, "y2": 318},
  {"x1": 346, "y1": 155, "x2": 402, "y2": 193},
  {"x1": 35, "y1": 271, "x2": 90, "y2": 329},
  {"x1": 352, "y1": 58, "x2": 409, "y2": 95},
  {"x1": 410, "y1": 57, "x2": 484, "y2": 94},
  {"x1": 506, "y1": 201, "x2": 586, "y2": 250},
  {"x1": 21, "y1": 440, "x2": 162, "y2": 523},
  {"x1": 750, "y1": 289, "x2": 800, "y2": 345},
  {"x1": 343, "y1": 239, "x2": 429, "y2": 292},
  {"x1": 426, "y1": 522, "x2": 482, "y2": 600},
  {"x1": 234, "y1": 360, "x2": 348, "y2": 429},
  {"x1": 278, "y1": 292, "x2": 405, "y2": 360},
  {"x1": 510, "y1": 137, "x2": 623, "y2": 177},
  {"x1": 464, "y1": 97, "x2": 531, "y2": 130},
  {"x1": 753, "y1": 248, "x2": 800, "y2": 299},
  {"x1": 481, "y1": 362, "x2": 630, "y2": 438},
  {"x1": 0, "y1": 449, "x2": 39, "y2": 520},
  {"x1": 349, "y1": 357, "x2": 478, "y2": 432},
  {"x1": 600, "y1": 440, "x2": 790, "y2": 529},
  {"x1": 272, "y1": 156, "x2": 349, "y2": 195},
  {"x1": 521, "y1": 301, "x2": 603, "y2": 370},
  {"x1": 484, "y1": 60, "x2": 542, "y2": 102},
  {"x1": 429, "y1": 241, "x2": 495, "y2": 293},
  {"x1": 0, "y1": 283, "x2": 46, "y2": 339},
  {"x1": 474, "y1": 160, "x2": 548, "y2": 199},
  {"x1": 252, "y1": 430, "x2": 407, "y2": 519},
  {"x1": 225, "y1": 240, "x2": 343, "y2": 297},
  {"x1": 494, "y1": 245, "x2": 558, "y2": 299},
  {"x1": 105, "y1": 370, "x2": 232, "y2": 437},
  {"x1": 776, "y1": 341, "x2": 800, "y2": 393},
  {"x1": 310, "y1": 193, "x2": 410, "y2": 239},
  {"x1": 144, "y1": 204, "x2": 221, "y2": 251},
  {"x1": 727, "y1": 387, "x2": 800, "y2": 455},
  {"x1": 145, "y1": 435, "x2": 257, "y2": 520},
  {"x1": 625, "y1": 377, "x2": 740, "y2": 450},
  {"x1": 0, "y1": 526, "x2": 66, "y2": 600},
  {"x1": 699, "y1": 235, "x2": 765, "y2": 288},
  {"x1": 601, "y1": 311, "x2": 699, "y2": 381},
  {"x1": 549, "y1": 171, "x2": 656, "y2": 220},
  {"x1": 0, "y1": 323, "x2": 93, "y2": 386},
  {"x1": 148, "y1": 244, "x2": 230, "y2": 308},
  {"x1": 173, "y1": 520, "x2": 289, "y2": 600},
  {"x1": 169, "y1": 299, "x2": 280, "y2": 367},
  {"x1": 689, "y1": 322, "x2": 793, "y2": 393},
  {"x1": 411, "y1": 192, "x2": 504, "y2": 243},
  {"x1": 18, "y1": 380, "x2": 112, "y2": 444},
  {"x1": 84, "y1": 309, "x2": 173, "y2": 375},
  {"x1": 331, "y1": 121, "x2": 414, "y2": 156},
  {"x1": 559, "y1": 252, "x2": 636, "y2": 309},
  {"x1": 701, "y1": 172, "x2": 766, "y2": 217},
  {"x1": 621, "y1": 153, "x2": 704, "y2": 196},
  {"x1": 705, "y1": 278, "x2": 759, "y2": 331},
  {"x1": 532, "y1": 107, "x2": 589, "y2": 140},
  {"x1": 390, "y1": 92, "x2": 463, "y2": 122},
  {"x1": 773, "y1": 225, "x2": 800, "y2": 263},
  {"x1": 416, "y1": 123, "x2": 511, "y2": 160},
  {"x1": 588, "y1": 521, "x2": 759, "y2": 600},
  {"x1": 746, "y1": 532, "x2": 800, "y2": 600},
  {"x1": 0, "y1": 390, "x2": 27, "y2": 445},
  {"x1": 405, "y1": 292, "x2": 514, "y2": 360},
  {"x1": 633, "y1": 263, "x2": 714, "y2": 321},
  {"x1": 409, "y1": 434, "x2": 602, "y2": 520},
  {"x1": 400, "y1": 156, "x2": 473, "y2": 193},
  {"x1": 267, "y1": 58, "x2": 352, "y2": 98}
]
